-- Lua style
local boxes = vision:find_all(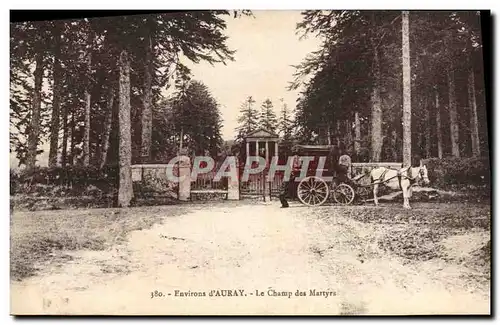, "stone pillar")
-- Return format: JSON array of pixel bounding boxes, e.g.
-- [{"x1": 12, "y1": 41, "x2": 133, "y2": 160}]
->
[
  {"x1": 256, "y1": 140, "x2": 259, "y2": 157},
  {"x1": 227, "y1": 157, "x2": 240, "y2": 200},
  {"x1": 178, "y1": 152, "x2": 191, "y2": 201},
  {"x1": 246, "y1": 141, "x2": 250, "y2": 162},
  {"x1": 265, "y1": 141, "x2": 269, "y2": 167},
  {"x1": 275, "y1": 141, "x2": 278, "y2": 157},
  {"x1": 263, "y1": 170, "x2": 271, "y2": 202}
]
